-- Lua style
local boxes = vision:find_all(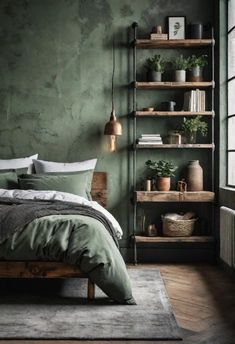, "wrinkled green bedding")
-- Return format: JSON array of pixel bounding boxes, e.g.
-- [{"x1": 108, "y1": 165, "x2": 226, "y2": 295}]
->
[{"x1": 0, "y1": 214, "x2": 135, "y2": 305}]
